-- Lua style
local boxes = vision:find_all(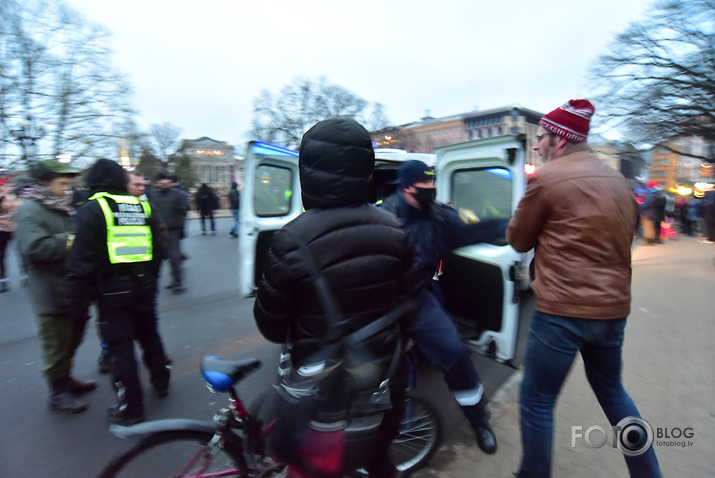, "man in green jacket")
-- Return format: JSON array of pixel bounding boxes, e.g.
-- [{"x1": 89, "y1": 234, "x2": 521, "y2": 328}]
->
[{"x1": 15, "y1": 159, "x2": 97, "y2": 414}]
